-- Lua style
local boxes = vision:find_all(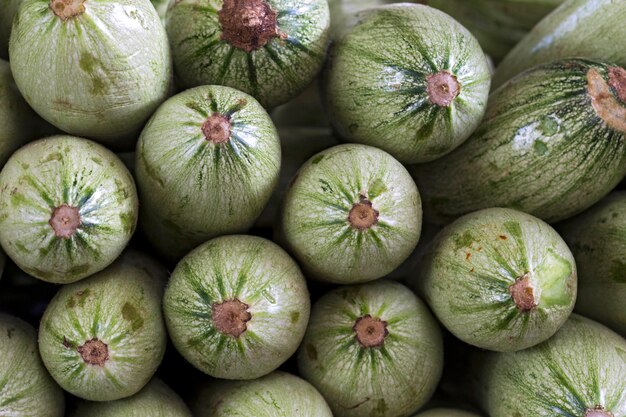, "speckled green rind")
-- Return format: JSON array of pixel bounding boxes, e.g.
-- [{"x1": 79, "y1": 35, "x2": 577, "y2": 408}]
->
[
  {"x1": 413, "y1": 409, "x2": 481, "y2": 417},
  {"x1": 9, "y1": 0, "x2": 172, "y2": 148},
  {"x1": 0, "y1": 59, "x2": 56, "y2": 168},
  {"x1": 477, "y1": 314, "x2": 626, "y2": 417},
  {"x1": 298, "y1": 281, "x2": 443, "y2": 417},
  {"x1": 0, "y1": 313, "x2": 65, "y2": 417},
  {"x1": 38, "y1": 259, "x2": 167, "y2": 401},
  {"x1": 493, "y1": 0, "x2": 626, "y2": 89},
  {"x1": 193, "y1": 371, "x2": 333, "y2": 416},
  {"x1": 281, "y1": 143, "x2": 422, "y2": 283},
  {"x1": 557, "y1": 192, "x2": 626, "y2": 336},
  {"x1": 0, "y1": 0, "x2": 21, "y2": 59},
  {"x1": 163, "y1": 235, "x2": 310, "y2": 380},
  {"x1": 0, "y1": 136, "x2": 138, "y2": 283},
  {"x1": 413, "y1": 59, "x2": 626, "y2": 225},
  {"x1": 427, "y1": 0, "x2": 563, "y2": 63},
  {"x1": 166, "y1": 0, "x2": 330, "y2": 109},
  {"x1": 136, "y1": 86, "x2": 280, "y2": 260},
  {"x1": 69, "y1": 378, "x2": 192, "y2": 417},
  {"x1": 412, "y1": 208, "x2": 576, "y2": 352},
  {"x1": 324, "y1": 3, "x2": 491, "y2": 164}
]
